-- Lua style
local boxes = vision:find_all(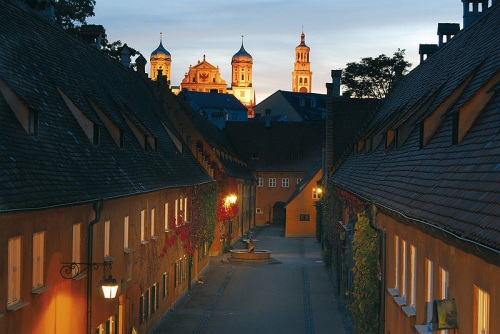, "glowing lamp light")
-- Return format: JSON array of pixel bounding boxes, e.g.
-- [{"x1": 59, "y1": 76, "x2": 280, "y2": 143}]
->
[
  {"x1": 224, "y1": 195, "x2": 237, "y2": 207},
  {"x1": 317, "y1": 188, "x2": 323, "y2": 194},
  {"x1": 100, "y1": 275, "x2": 119, "y2": 299}
]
